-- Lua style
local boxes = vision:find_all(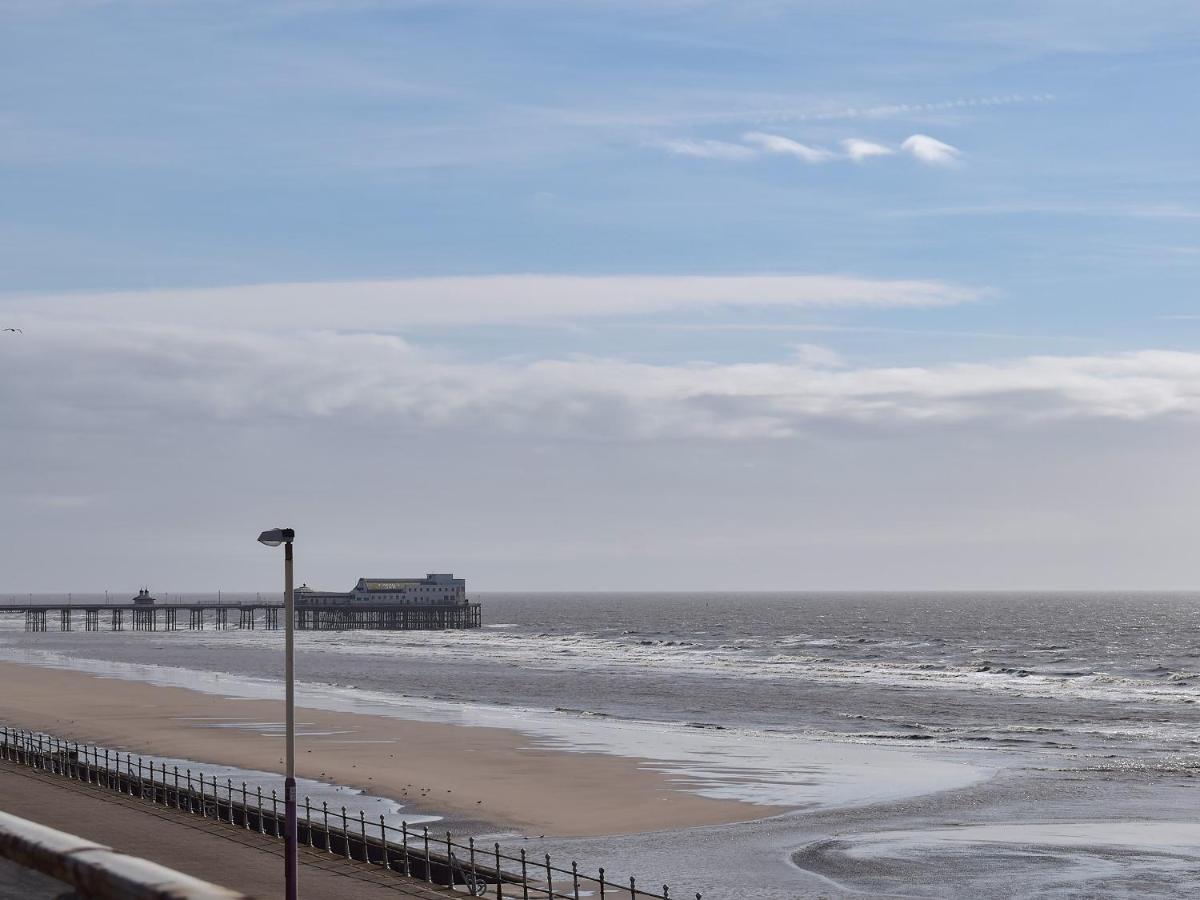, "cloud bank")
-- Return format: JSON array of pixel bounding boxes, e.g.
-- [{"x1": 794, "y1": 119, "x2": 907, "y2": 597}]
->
[{"x1": 5, "y1": 319, "x2": 1200, "y2": 441}]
